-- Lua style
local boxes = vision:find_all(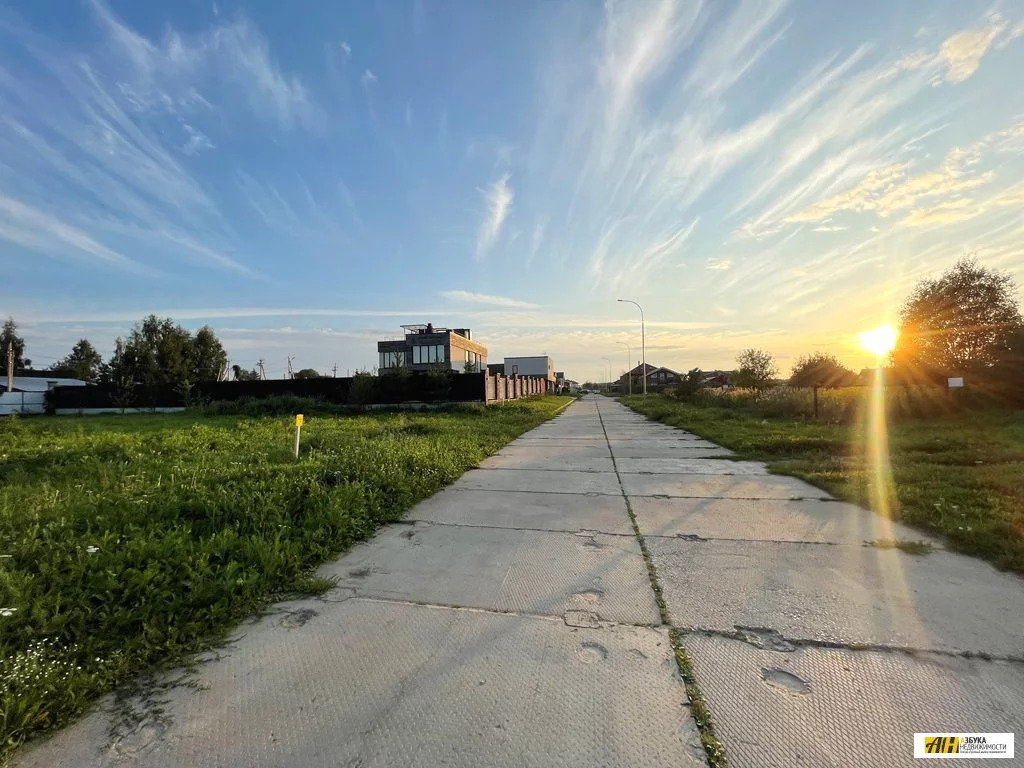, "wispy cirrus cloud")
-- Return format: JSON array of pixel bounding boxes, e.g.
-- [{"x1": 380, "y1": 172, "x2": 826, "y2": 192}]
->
[
  {"x1": 475, "y1": 173, "x2": 513, "y2": 258},
  {"x1": 440, "y1": 290, "x2": 541, "y2": 309},
  {"x1": 88, "y1": 0, "x2": 321, "y2": 130},
  {"x1": 0, "y1": 1, "x2": 323, "y2": 276}
]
